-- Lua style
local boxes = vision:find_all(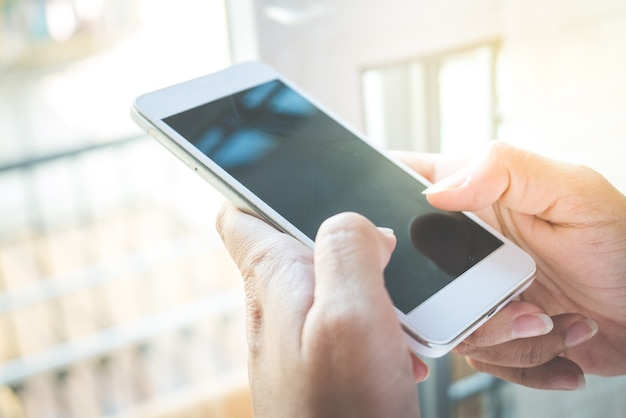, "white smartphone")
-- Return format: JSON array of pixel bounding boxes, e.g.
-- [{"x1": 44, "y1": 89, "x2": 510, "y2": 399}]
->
[{"x1": 131, "y1": 61, "x2": 536, "y2": 357}]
